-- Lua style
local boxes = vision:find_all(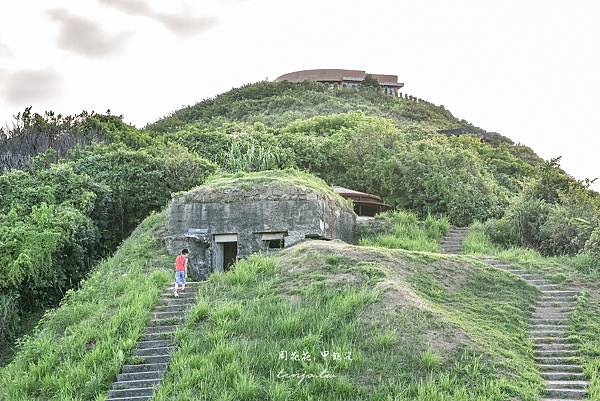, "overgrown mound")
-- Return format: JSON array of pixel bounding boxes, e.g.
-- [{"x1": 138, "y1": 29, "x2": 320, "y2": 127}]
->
[
  {"x1": 177, "y1": 169, "x2": 352, "y2": 212},
  {"x1": 153, "y1": 240, "x2": 540, "y2": 401}
]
